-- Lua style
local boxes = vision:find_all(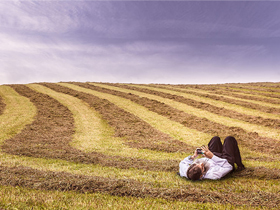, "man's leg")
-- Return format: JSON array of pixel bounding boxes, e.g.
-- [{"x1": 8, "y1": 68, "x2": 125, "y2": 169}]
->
[
  {"x1": 222, "y1": 136, "x2": 245, "y2": 170},
  {"x1": 208, "y1": 136, "x2": 223, "y2": 157}
]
